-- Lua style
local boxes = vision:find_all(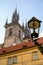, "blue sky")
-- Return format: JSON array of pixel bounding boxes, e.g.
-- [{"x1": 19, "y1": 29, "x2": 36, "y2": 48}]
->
[{"x1": 0, "y1": 0, "x2": 43, "y2": 44}]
